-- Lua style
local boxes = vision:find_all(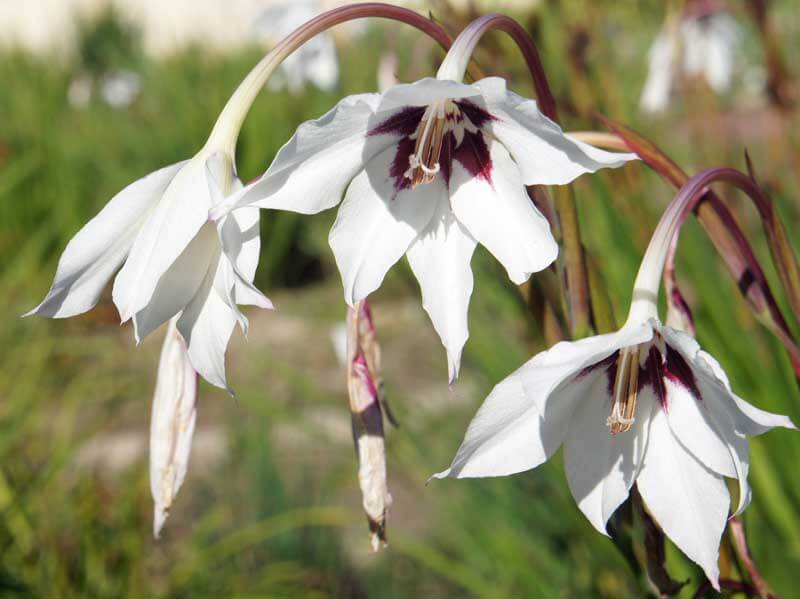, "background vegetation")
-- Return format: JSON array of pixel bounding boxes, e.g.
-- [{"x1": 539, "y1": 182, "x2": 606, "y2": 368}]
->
[{"x1": 1, "y1": 1, "x2": 798, "y2": 597}]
